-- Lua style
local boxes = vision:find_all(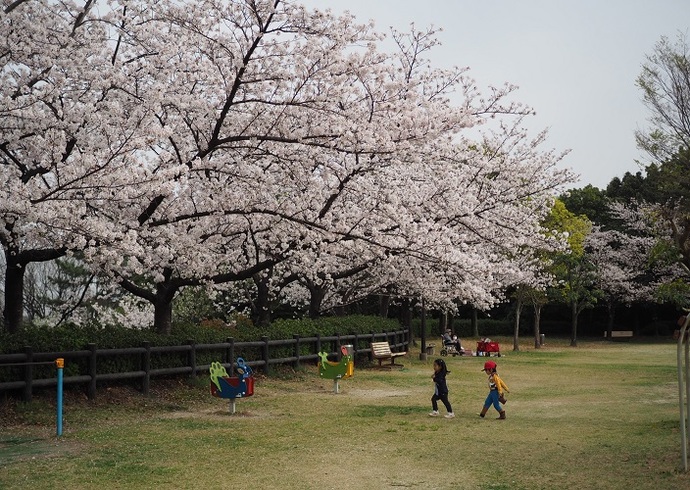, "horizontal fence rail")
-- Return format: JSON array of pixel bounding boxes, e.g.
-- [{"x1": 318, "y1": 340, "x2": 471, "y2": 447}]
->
[{"x1": 0, "y1": 329, "x2": 410, "y2": 401}]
